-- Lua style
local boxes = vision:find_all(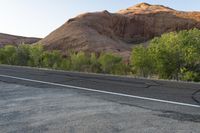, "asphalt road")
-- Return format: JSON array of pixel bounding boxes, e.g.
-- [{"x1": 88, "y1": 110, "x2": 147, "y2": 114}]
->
[{"x1": 0, "y1": 65, "x2": 200, "y2": 132}]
